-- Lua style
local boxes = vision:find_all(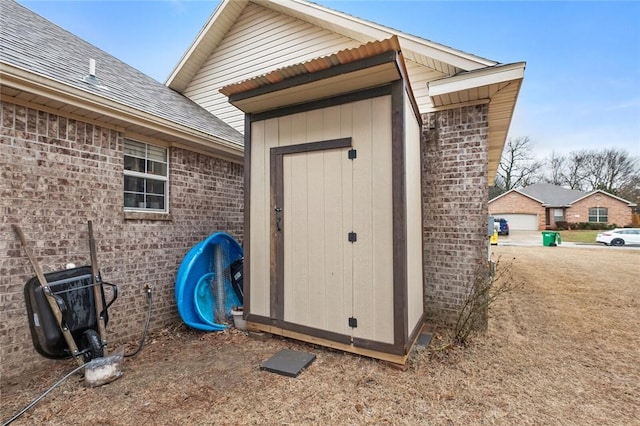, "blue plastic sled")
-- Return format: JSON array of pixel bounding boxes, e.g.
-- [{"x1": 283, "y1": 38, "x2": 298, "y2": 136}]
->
[{"x1": 175, "y1": 232, "x2": 243, "y2": 331}]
